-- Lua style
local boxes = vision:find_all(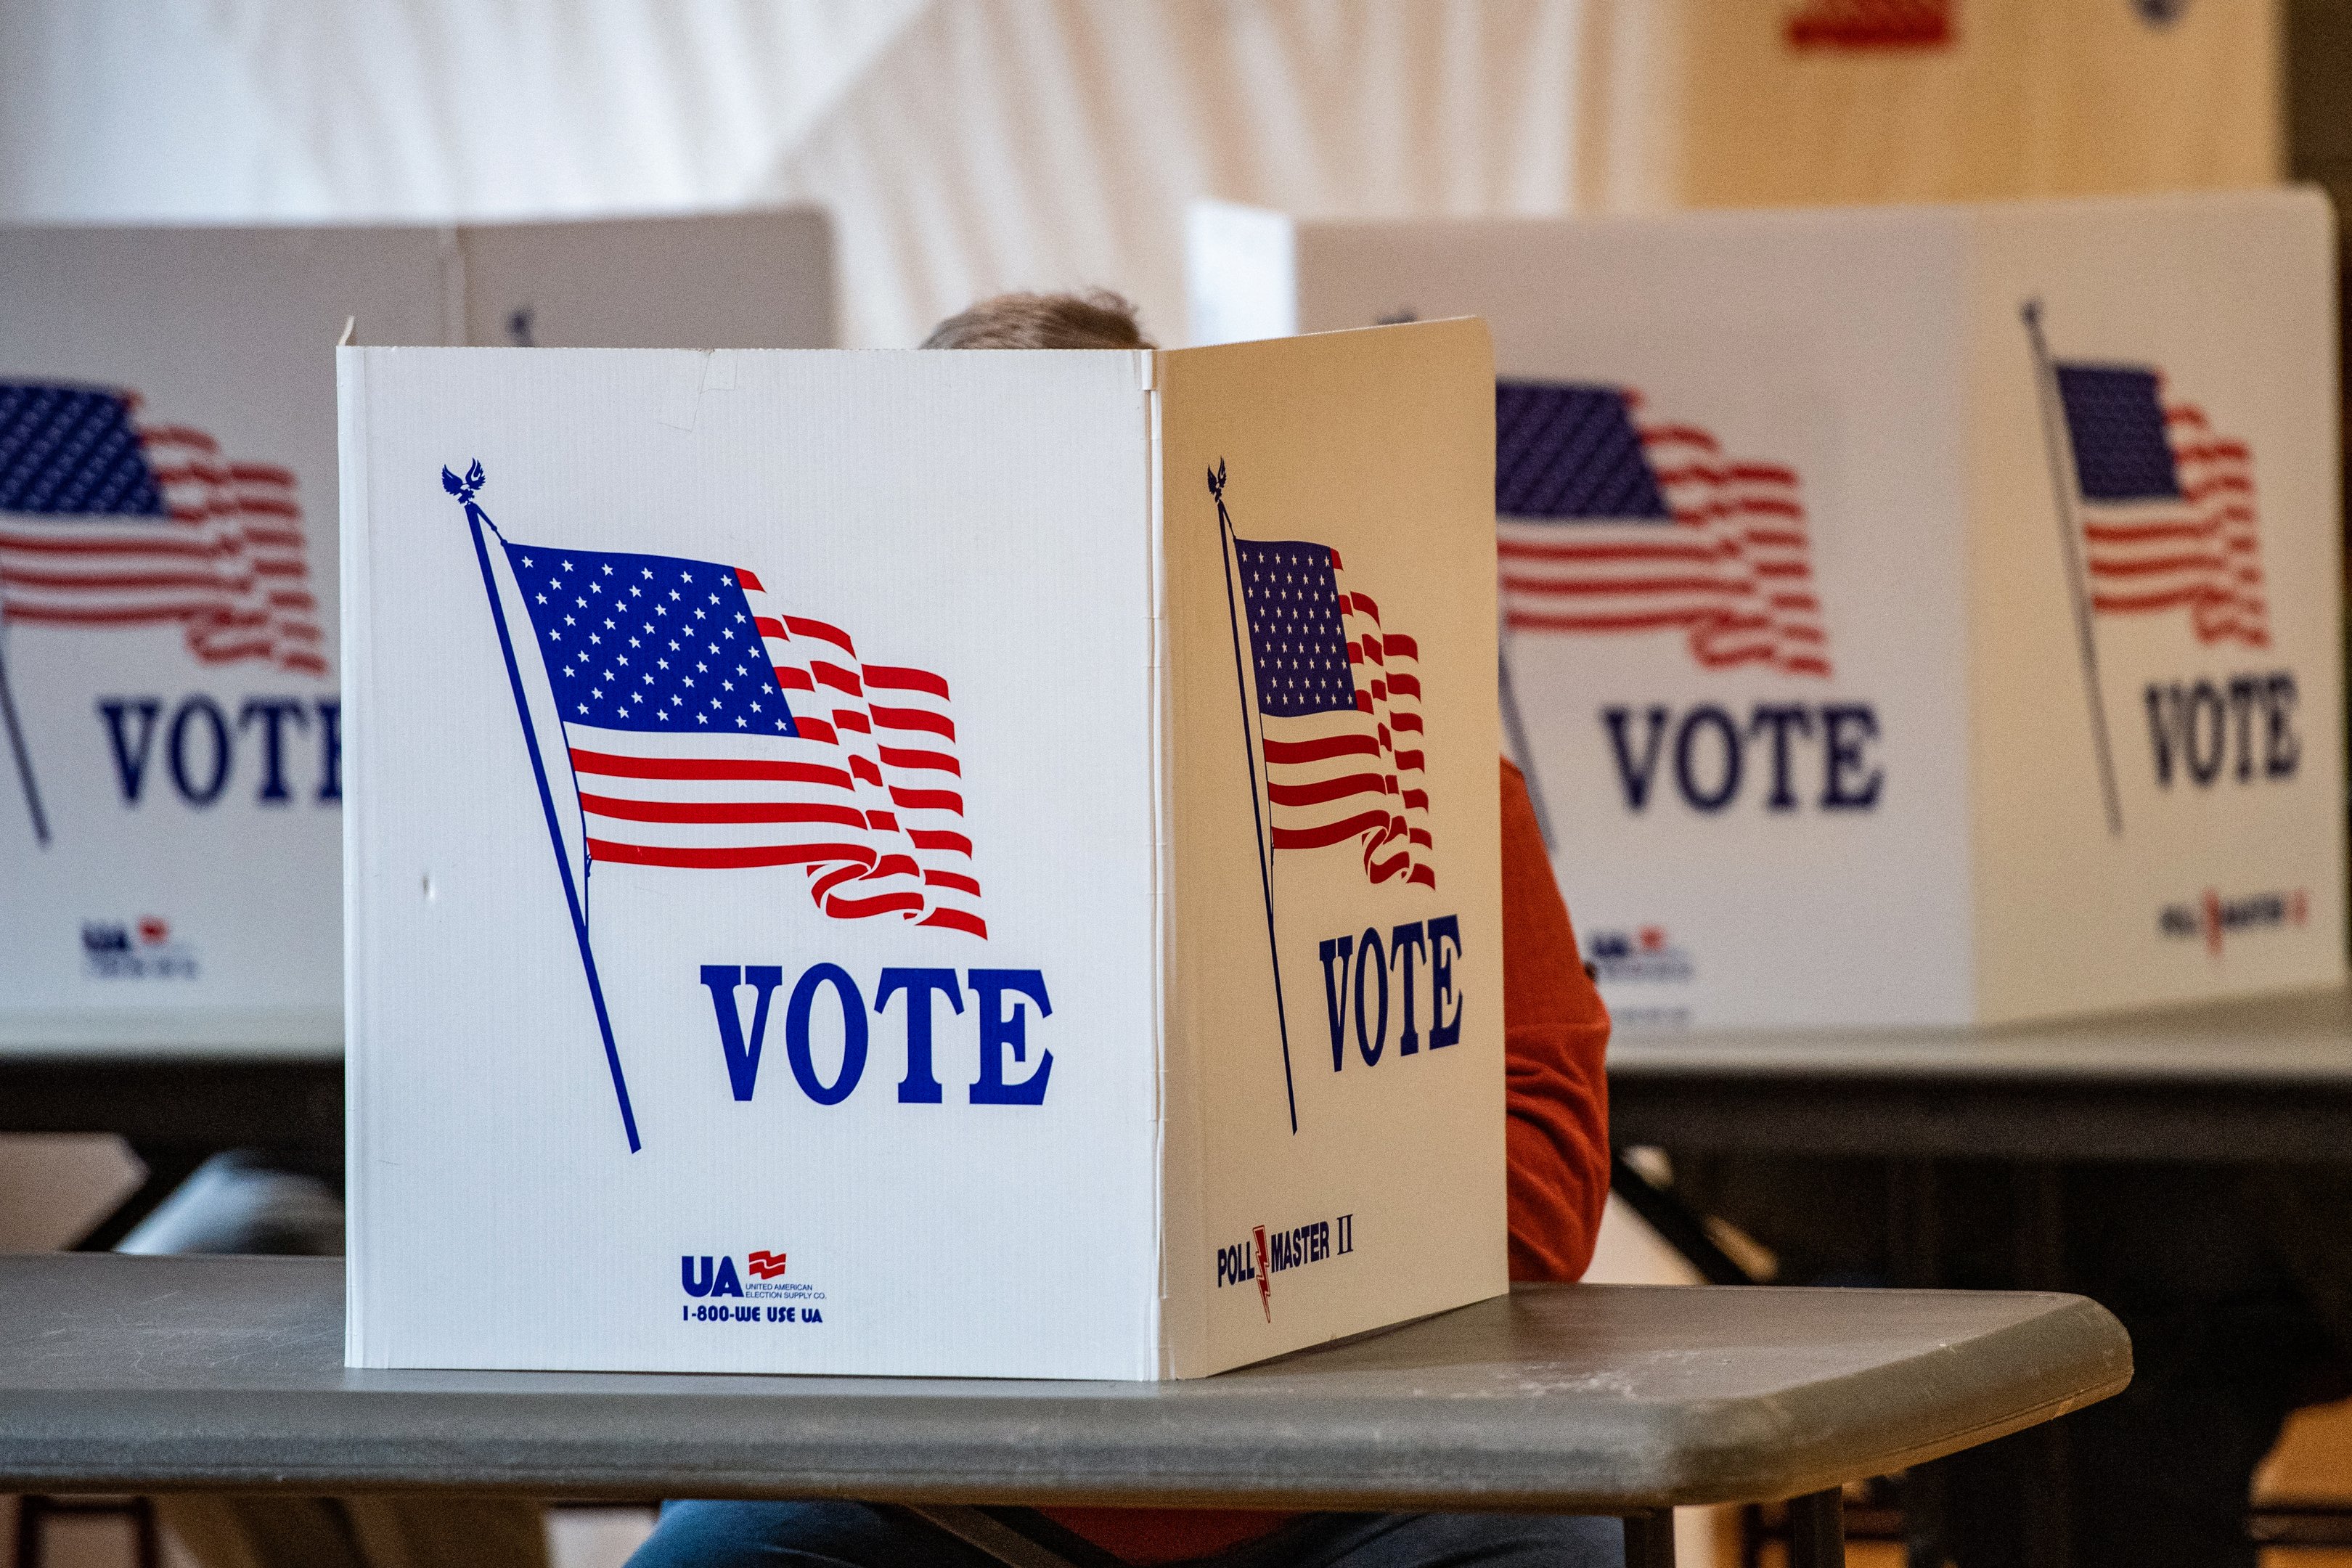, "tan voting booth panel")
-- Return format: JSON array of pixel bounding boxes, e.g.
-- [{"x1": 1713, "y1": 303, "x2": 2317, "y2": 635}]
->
[
  {"x1": 1192, "y1": 191, "x2": 2345, "y2": 1031},
  {"x1": 1581, "y1": 0, "x2": 2279, "y2": 209},
  {"x1": 0, "y1": 211, "x2": 833, "y2": 1053},
  {"x1": 337, "y1": 322, "x2": 1503, "y2": 1379}
]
